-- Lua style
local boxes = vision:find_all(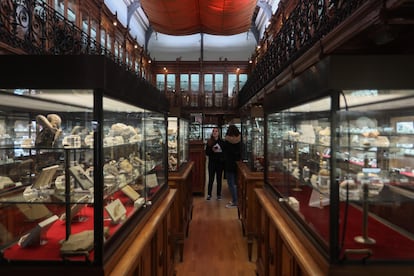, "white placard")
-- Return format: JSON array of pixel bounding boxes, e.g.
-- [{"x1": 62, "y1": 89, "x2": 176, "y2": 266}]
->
[
  {"x1": 145, "y1": 173, "x2": 158, "y2": 188},
  {"x1": 105, "y1": 198, "x2": 126, "y2": 224}
]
